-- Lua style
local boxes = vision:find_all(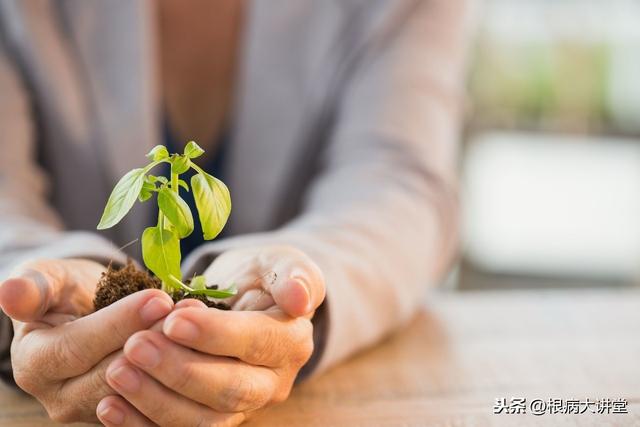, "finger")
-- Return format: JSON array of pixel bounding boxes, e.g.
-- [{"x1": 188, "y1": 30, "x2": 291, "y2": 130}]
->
[
  {"x1": 175, "y1": 298, "x2": 208, "y2": 309},
  {"x1": 125, "y1": 331, "x2": 281, "y2": 413},
  {"x1": 203, "y1": 247, "x2": 325, "y2": 317},
  {"x1": 232, "y1": 289, "x2": 274, "y2": 311},
  {"x1": 259, "y1": 249, "x2": 325, "y2": 317},
  {"x1": 148, "y1": 298, "x2": 206, "y2": 333},
  {"x1": 97, "y1": 395, "x2": 155, "y2": 427},
  {"x1": 0, "y1": 259, "x2": 102, "y2": 321},
  {"x1": 0, "y1": 276, "x2": 51, "y2": 322},
  {"x1": 163, "y1": 308, "x2": 314, "y2": 367},
  {"x1": 17, "y1": 289, "x2": 173, "y2": 379},
  {"x1": 106, "y1": 358, "x2": 245, "y2": 427},
  {"x1": 47, "y1": 351, "x2": 122, "y2": 422},
  {"x1": 269, "y1": 275, "x2": 320, "y2": 318}
]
